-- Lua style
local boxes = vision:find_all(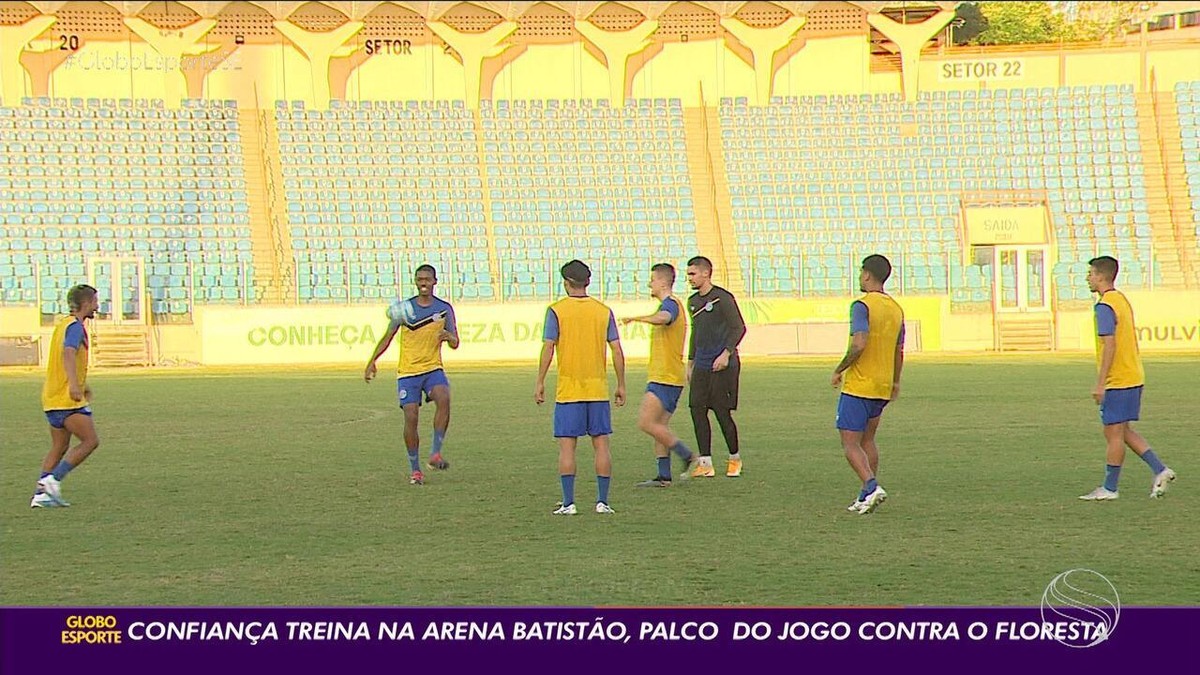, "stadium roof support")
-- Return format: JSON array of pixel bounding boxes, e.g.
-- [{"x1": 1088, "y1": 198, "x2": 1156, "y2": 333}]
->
[
  {"x1": 123, "y1": 17, "x2": 221, "y2": 106},
  {"x1": 720, "y1": 14, "x2": 806, "y2": 105},
  {"x1": 574, "y1": 18, "x2": 658, "y2": 108},
  {"x1": 0, "y1": 13, "x2": 54, "y2": 104},
  {"x1": 867, "y1": 8, "x2": 954, "y2": 102},
  {"x1": 275, "y1": 19, "x2": 365, "y2": 110},
  {"x1": 428, "y1": 19, "x2": 519, "y2": 109},
  {"x1": 3, "y1": 1, "x2": 962, "y2": 107},
  {"x1": 20, "y1": 1, "x2": 960, "y2": 22}
]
